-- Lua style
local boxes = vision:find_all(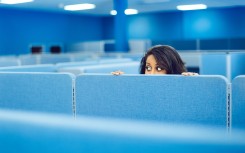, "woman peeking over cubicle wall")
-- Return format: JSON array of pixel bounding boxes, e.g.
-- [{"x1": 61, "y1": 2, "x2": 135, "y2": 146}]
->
[{"x1": 112, "y1": 45, "x2": 198, "y2": 76}]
